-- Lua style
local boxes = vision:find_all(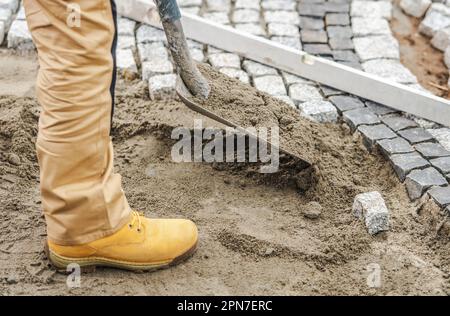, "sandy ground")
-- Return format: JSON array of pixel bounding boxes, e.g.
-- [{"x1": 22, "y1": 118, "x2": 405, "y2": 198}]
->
[
  {"x1": 0, "y1": 54, "x2": 449, "y2": 296},
  {"x1": 391, "y1": 0, "x2": 450, "y2": 98}
]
